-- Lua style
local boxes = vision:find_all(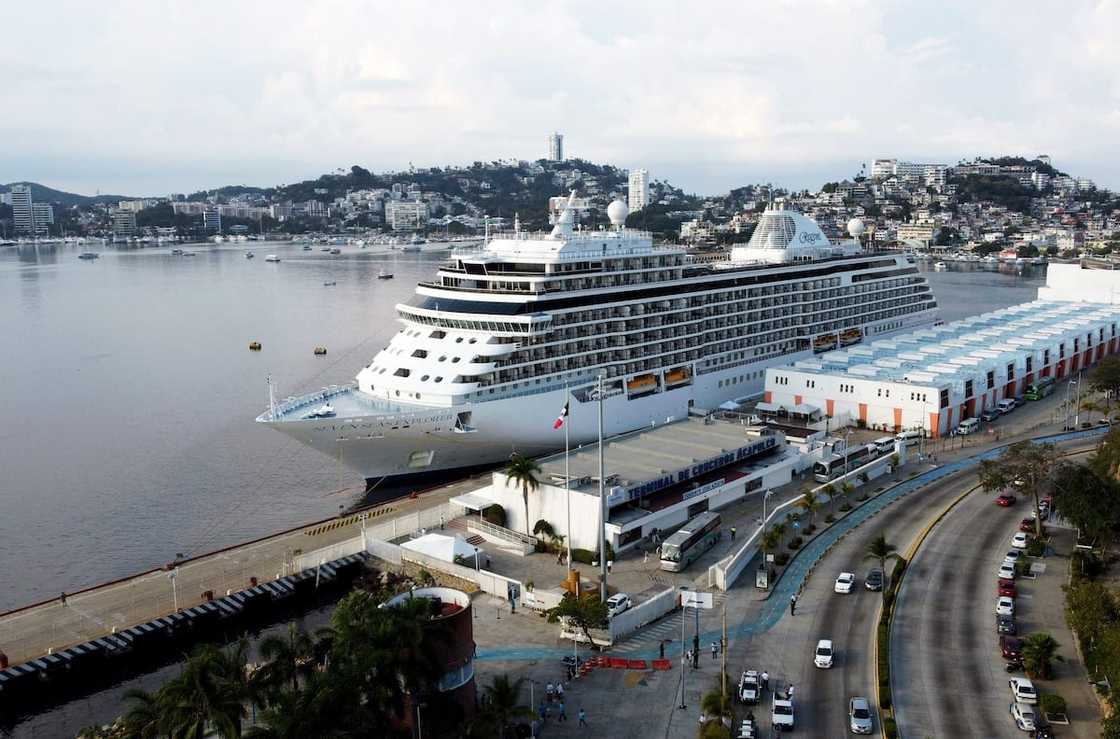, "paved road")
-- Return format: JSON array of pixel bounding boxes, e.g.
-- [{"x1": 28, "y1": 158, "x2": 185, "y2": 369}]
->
[
  {"x1": 891, "y1": 444, "x2": 1096, "y2": 739},
  {"x1": 738, "y1": 464, "x2": 981, "y2": 736}
]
